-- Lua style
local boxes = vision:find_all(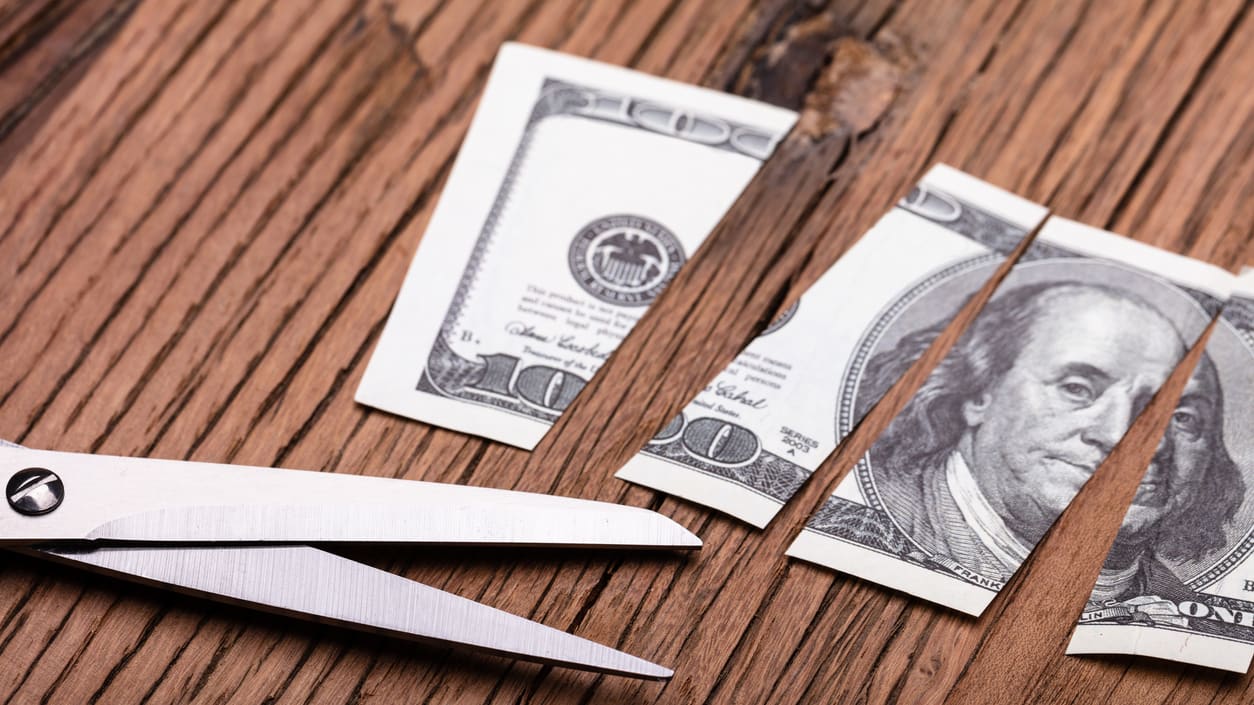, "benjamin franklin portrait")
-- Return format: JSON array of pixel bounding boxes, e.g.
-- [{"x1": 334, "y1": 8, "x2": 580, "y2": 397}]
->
[
  {"x1": 843, "y1": 257, "x2": 1225, "y2": 588},
  {"x1": 1086, "y1": 352, "x2": 1244, "y2": 604}
]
